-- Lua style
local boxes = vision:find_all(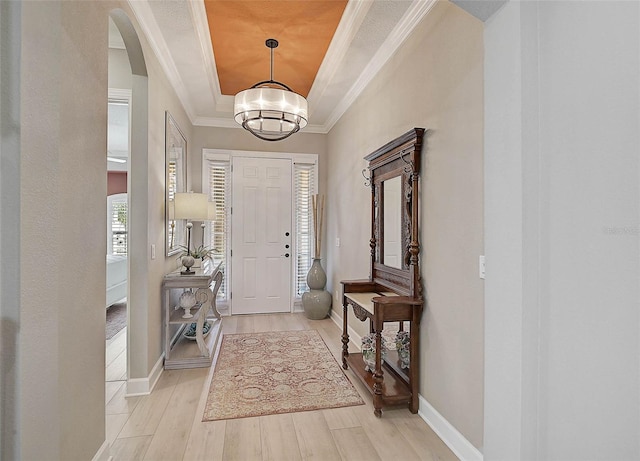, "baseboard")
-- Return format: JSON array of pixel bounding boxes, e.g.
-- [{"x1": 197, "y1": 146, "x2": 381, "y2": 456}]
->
[
  {"x1": 125, "y1": 354, "x2": 164, "y2": 397},
  {"x1": 92, "y1": 440, "x2": 111, "y2": 461},
  {"x1": 330, "y1": 310, "x2": 481, "y2": 460},
  {"x1": 329, "y1": 309, "x2": 362, "y2": 350},
  {"x1": 331, "y1": 308, "x2": 481, "y2": 460},
  {"x1": 329, "y1": 308, "x2": 341, "y2": 330},
  {"x1": 418, "y1": 395, "x2": 483, "y2": 461}
]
